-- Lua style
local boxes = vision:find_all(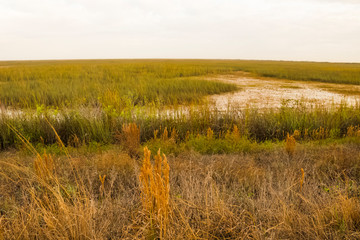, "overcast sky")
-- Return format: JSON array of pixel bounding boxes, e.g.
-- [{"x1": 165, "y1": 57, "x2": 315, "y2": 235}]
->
[{"x1": 0, "y1": 0, "x2": 359, "y2": 62}]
